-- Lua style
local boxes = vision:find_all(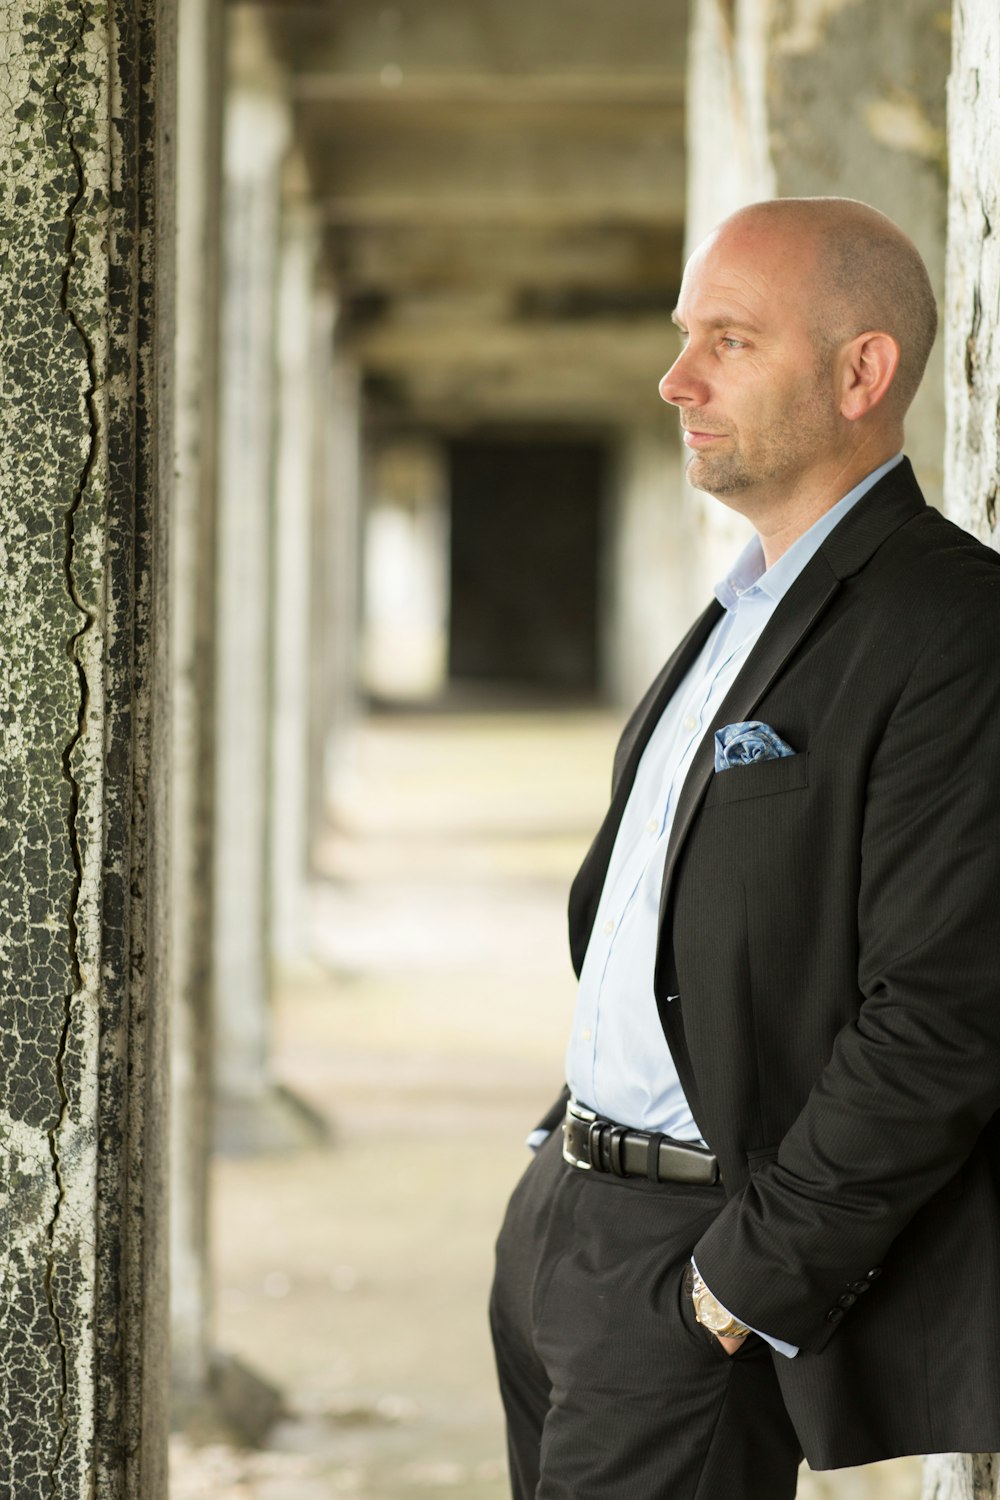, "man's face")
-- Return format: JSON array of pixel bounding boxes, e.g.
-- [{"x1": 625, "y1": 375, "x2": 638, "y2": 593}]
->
[{"x1": 660, "y1": 225, "x2": 842, "y2": 506}]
